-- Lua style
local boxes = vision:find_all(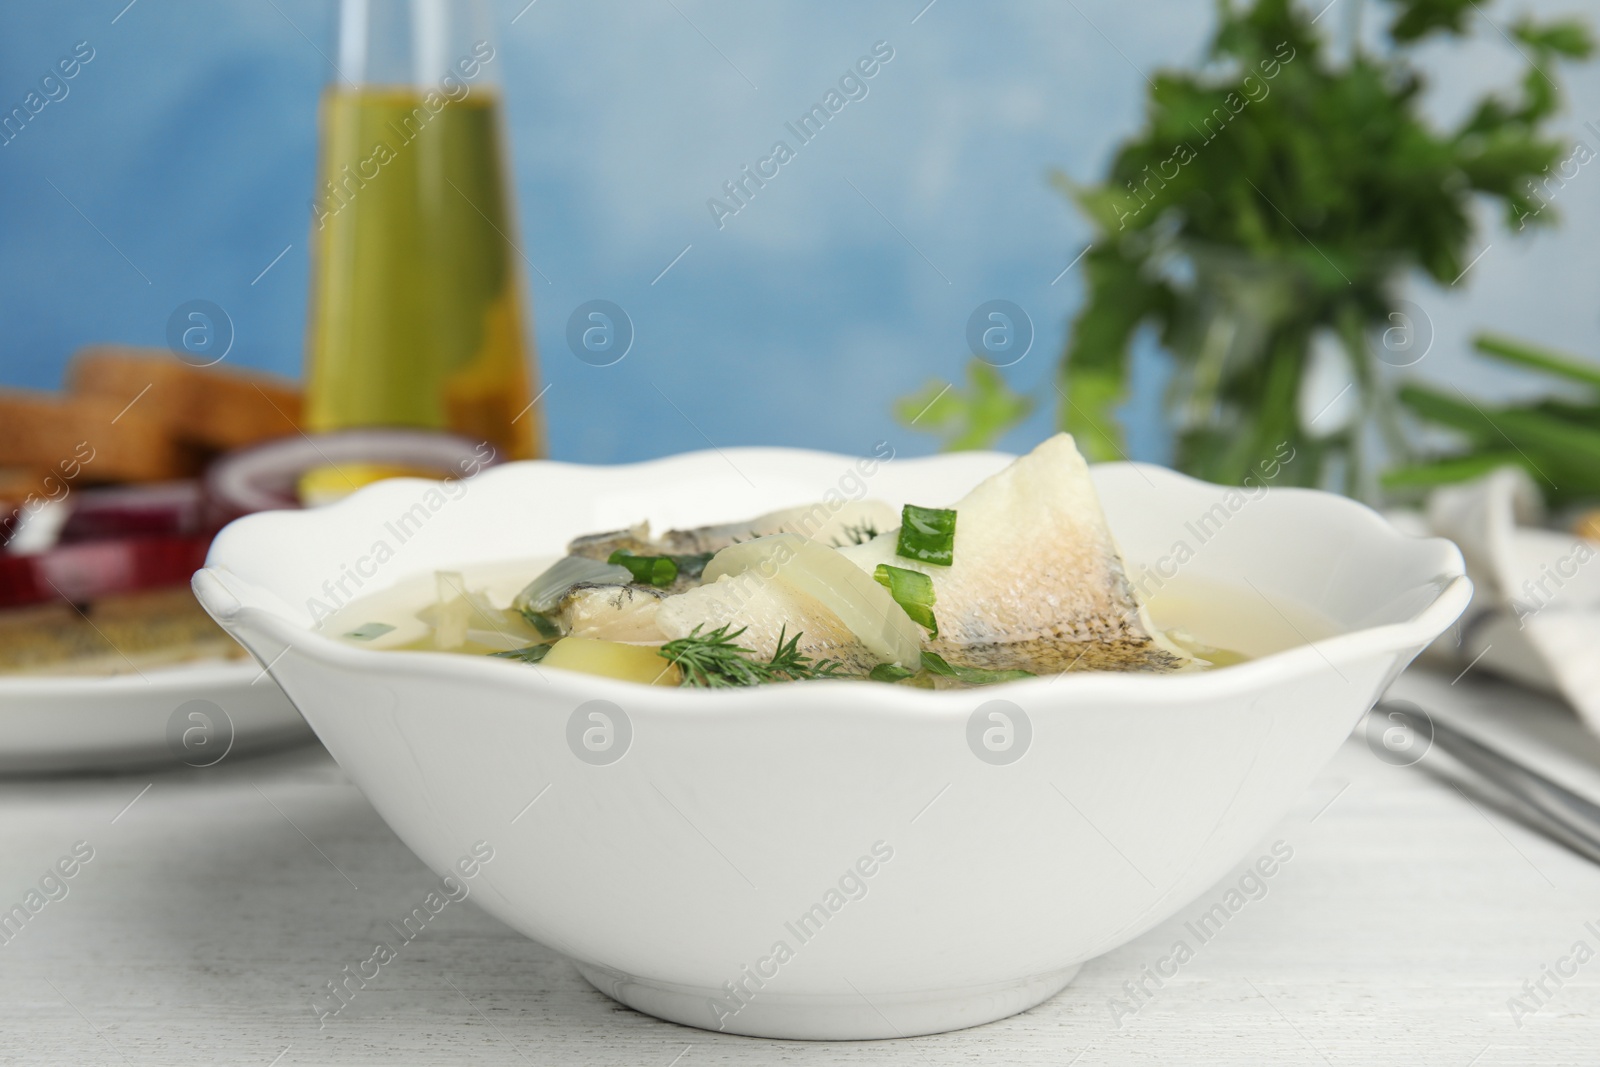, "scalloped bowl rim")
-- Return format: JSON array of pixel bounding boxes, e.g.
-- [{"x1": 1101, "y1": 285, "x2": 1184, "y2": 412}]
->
[{"x1": 194, "y1": 447, "x2": 1471, "y2": 717}]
